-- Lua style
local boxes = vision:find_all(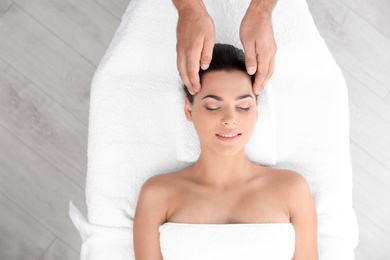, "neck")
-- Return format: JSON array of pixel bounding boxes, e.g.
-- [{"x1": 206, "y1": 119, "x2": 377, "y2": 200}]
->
[{"x1": 189, "y1": 147, "x2": 255, "y2": 189}]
